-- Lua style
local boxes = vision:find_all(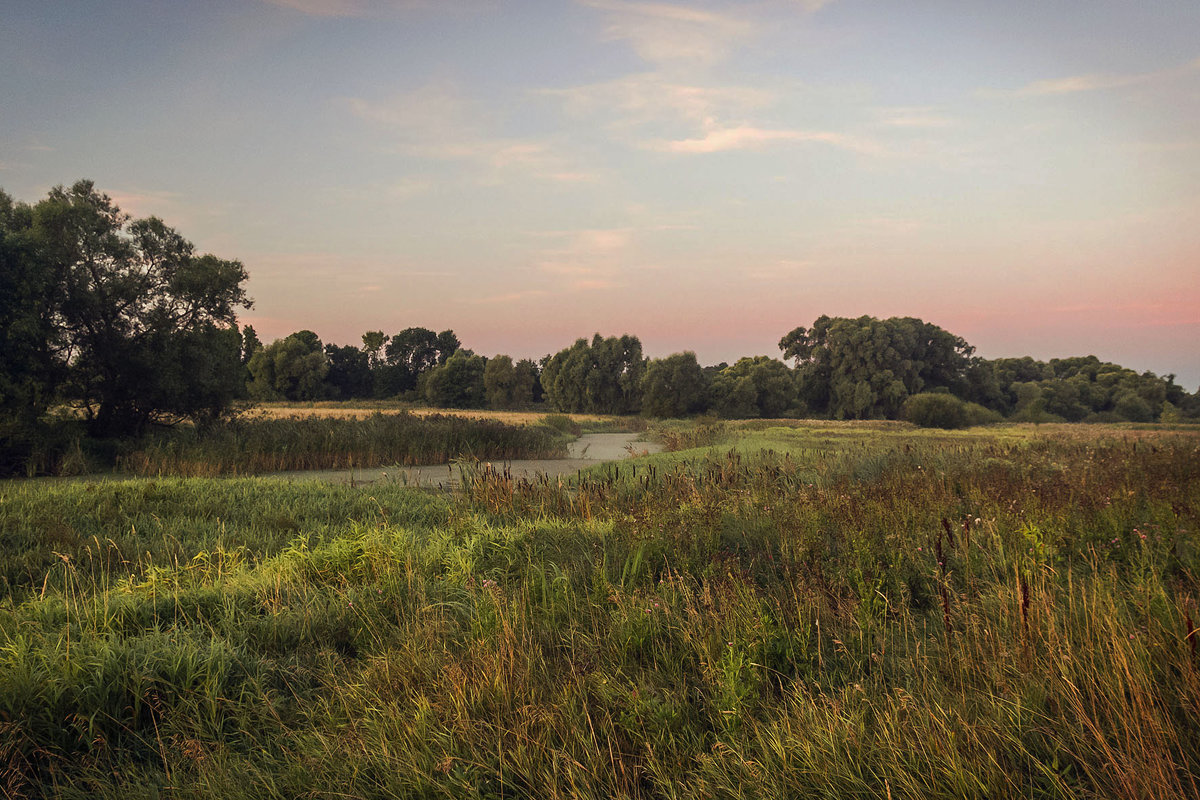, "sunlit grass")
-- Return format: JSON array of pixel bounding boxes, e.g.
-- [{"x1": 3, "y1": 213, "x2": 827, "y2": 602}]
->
[{"x1": 2, "y1": 423, "x2": 1197, "y2": 798}]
